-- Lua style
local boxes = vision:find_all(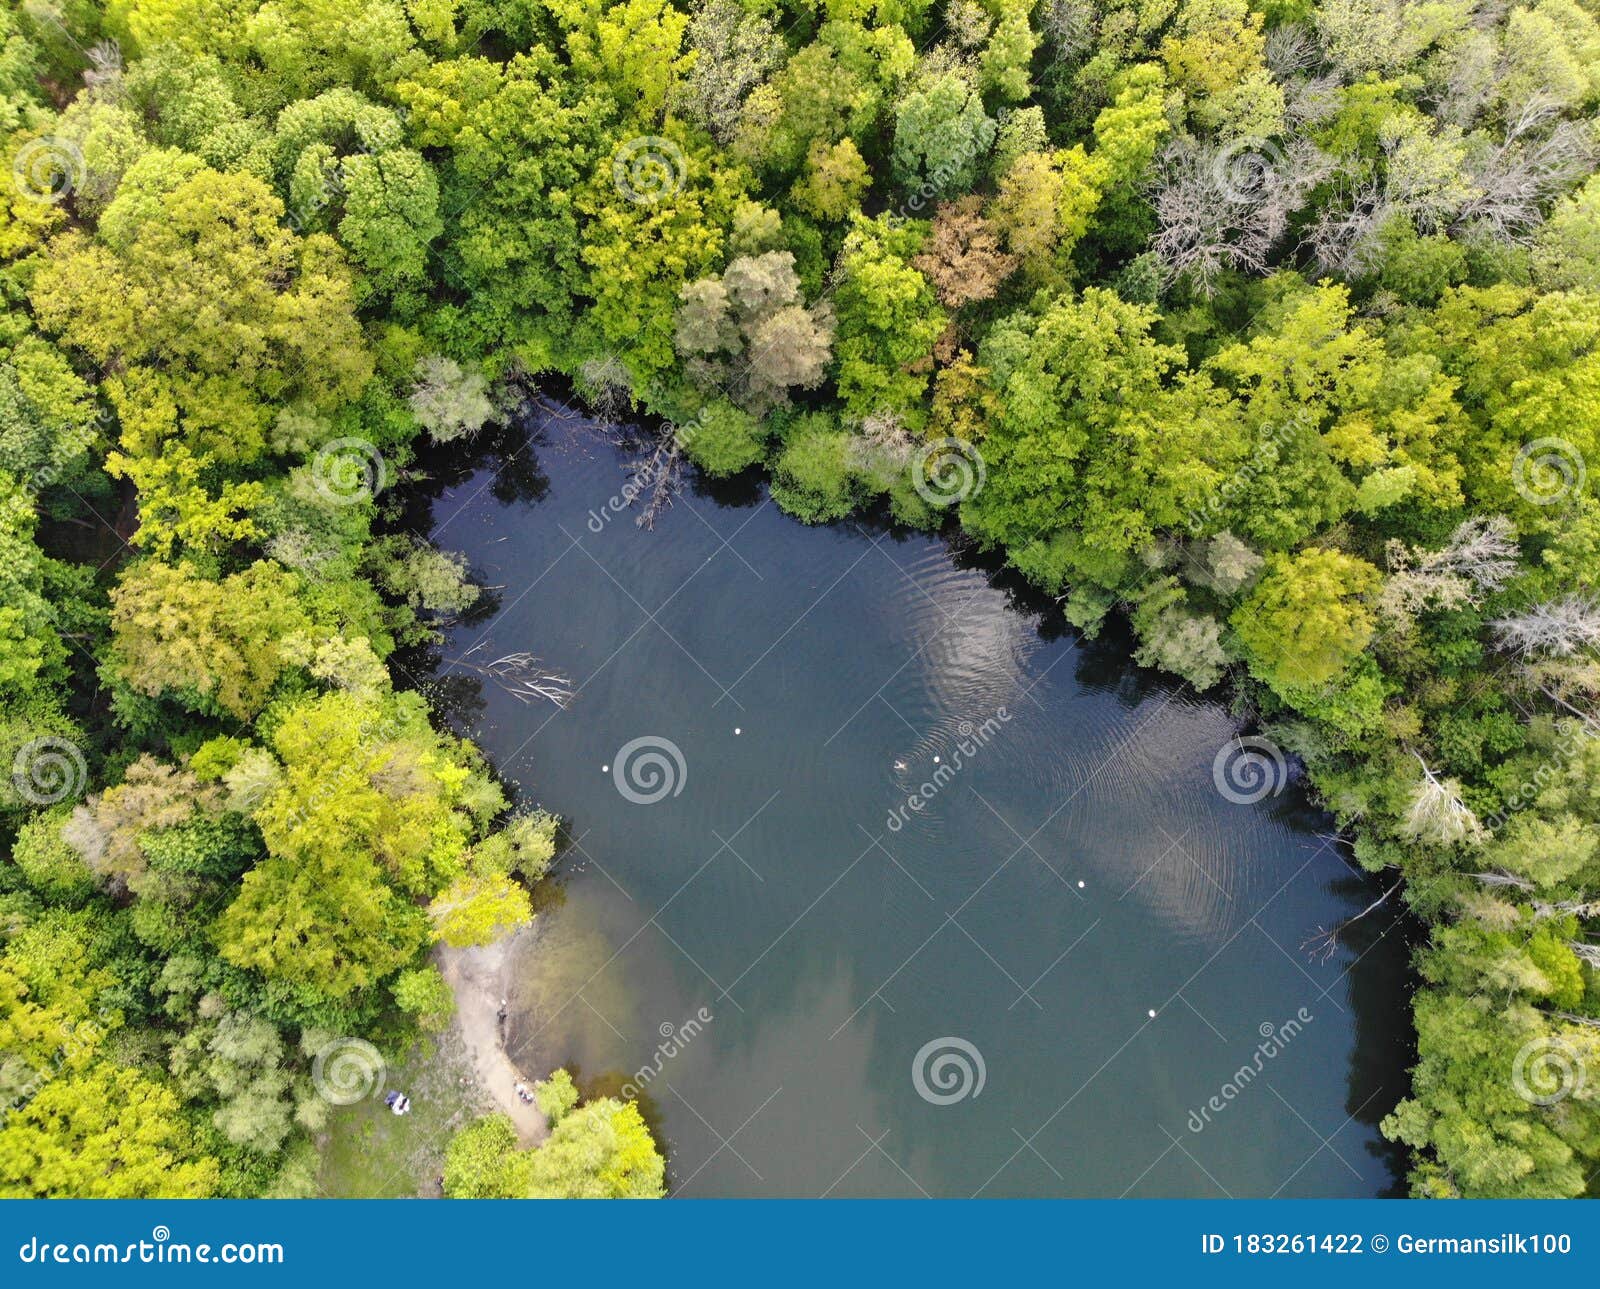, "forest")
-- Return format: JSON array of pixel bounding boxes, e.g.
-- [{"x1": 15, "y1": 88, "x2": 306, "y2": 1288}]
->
[{"x1": 0, "y1": 0, "x2": 1598, "y2": 1200}]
